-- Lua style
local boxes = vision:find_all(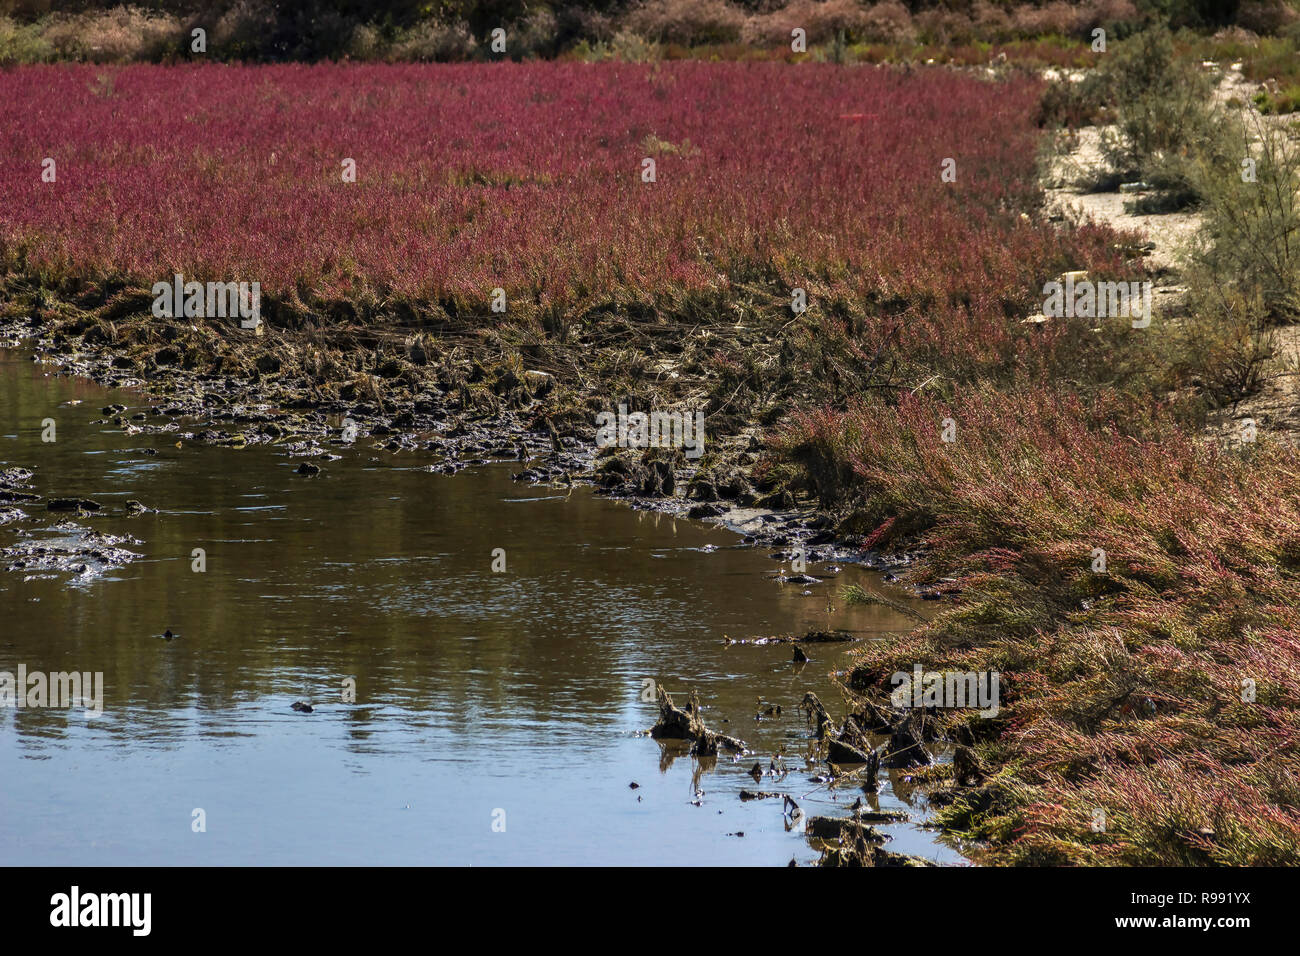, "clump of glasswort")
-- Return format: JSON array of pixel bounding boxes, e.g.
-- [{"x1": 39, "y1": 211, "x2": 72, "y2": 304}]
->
[{"x1": 782, "y1": 387, "x2": 1300, "y2": 865}]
